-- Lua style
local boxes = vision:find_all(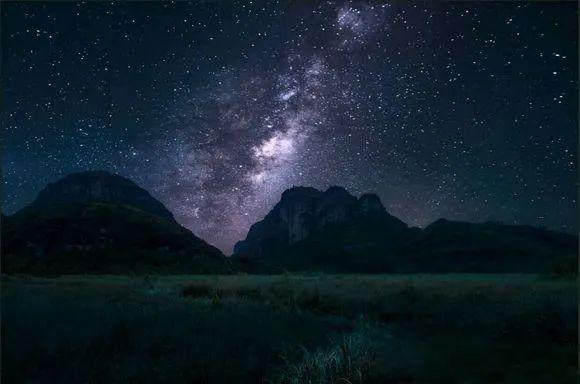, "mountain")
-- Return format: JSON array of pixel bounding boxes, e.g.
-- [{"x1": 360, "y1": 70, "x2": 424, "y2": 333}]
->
[
  {"x1": 233, "y1": 186, "x2": 577, "y2": 274},
  {"x1": 22, "y1": 171, "x2": 176, "y2": 220},
  {"x1": 2, "y1": 171, "x2": 227, "y2": 274},
  {"x1": 404, "y1": 219, "x2": 577, "y2": 273},
  {"x1": 233, "y1": 186, "x2": 420, "y2": 271}
]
